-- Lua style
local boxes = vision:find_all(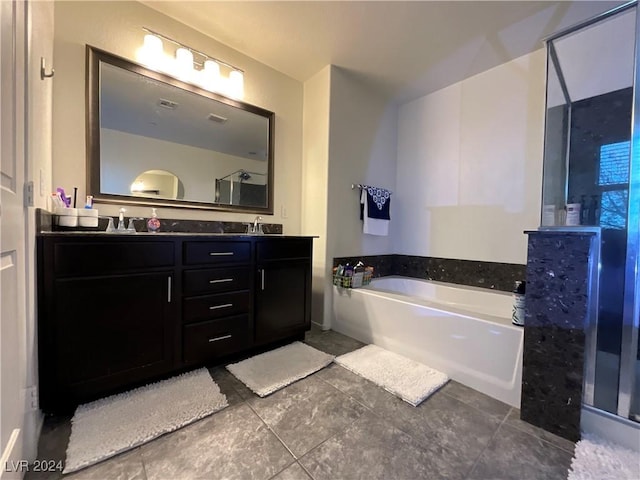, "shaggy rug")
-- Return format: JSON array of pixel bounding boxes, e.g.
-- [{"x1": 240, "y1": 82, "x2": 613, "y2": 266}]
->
[
  {"x1": 226, "y1": 341, "x2": 334, "y2": 396},
  {"x1": 64, "y1": 368, "x2": 227, "y2": 474},
  {"x1": 567, "y1": 433, "x2": 639, "y2": 480},
  {"x1": 335, "y1": 344, "x2": 449, "y2": 406}
]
